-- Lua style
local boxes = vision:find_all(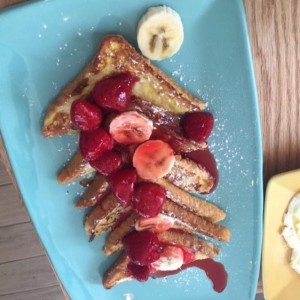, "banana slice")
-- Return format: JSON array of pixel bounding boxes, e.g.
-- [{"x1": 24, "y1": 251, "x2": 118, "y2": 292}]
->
[{"x1": 137, "y1": 6, "x2": 184, "y2": 61}]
